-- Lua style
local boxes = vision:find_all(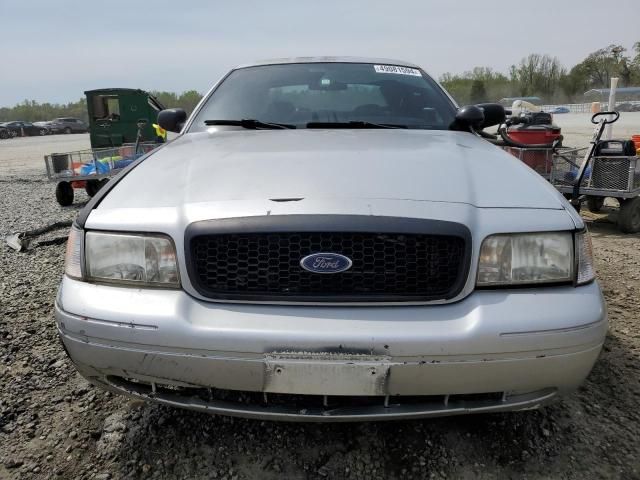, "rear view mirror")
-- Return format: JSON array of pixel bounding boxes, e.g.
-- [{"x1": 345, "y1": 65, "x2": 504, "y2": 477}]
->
[
  {"x1": 308, "y1": 79, "x2": 348, "y2": 91},
  {"x1": 158, "y1": 108, "x2": 187, "y2": 133}
]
